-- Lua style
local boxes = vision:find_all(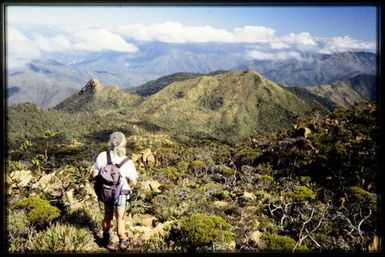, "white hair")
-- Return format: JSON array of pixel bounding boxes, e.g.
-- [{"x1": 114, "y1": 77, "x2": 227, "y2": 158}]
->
[{"x1": 108, "y1": 131, "x2": 127, "y2": 157}]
